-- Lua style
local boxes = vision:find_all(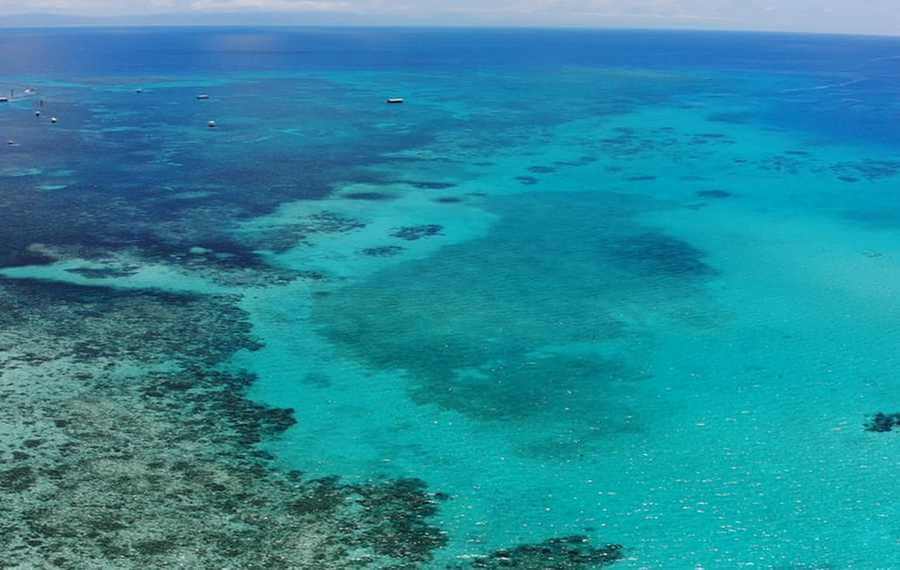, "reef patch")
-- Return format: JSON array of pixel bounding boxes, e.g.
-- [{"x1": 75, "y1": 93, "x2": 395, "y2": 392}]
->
[
  {"x1": 832, "y1": 160, "x2": 900, "y2": 182},
  {"x1": 313, "y1": 192, "x2": 720, "y2": 457},
  {"x1": 361, "y1": 245, "x2": 405, "y2": 257},
  {"x1": 342, "y1": 192, "x2": 397, "y2": 201},
  {"x1": 0, "y1": 278, "x2": 449, "y2": 568},
  {"x1": 391, "y1": 225, "x2": 444, "y2": 241},
  {"x1": 865, "y1": 412, "x2": 900, "y2": 432},
  {"x1": 468, "y1": 536, "x2": 623, "y2": 569},
  {"x1": 66, "y1": 265, "x2": 141, "y2": 279},
  {"x1": 404, "y1": 181, "x2": 457, "y2": 190},
  {"x1": 696, "y1": 190, "x2": 733, "y2": 199},
  {"x1": 609, "y1": 231, "x2": 716, "y2": 279},
  {"x1": 241, "y1": 210, "x2": 366, "y2": 253}
]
